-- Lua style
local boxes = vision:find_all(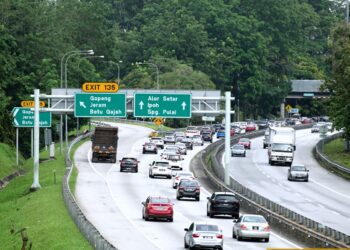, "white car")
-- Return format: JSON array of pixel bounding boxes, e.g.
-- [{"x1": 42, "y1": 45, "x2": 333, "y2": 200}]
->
[
  {"x1": 149, "y1": 137, "x2": 164, "y2": 149},
  {"x1": 172, "y1": 171, "x2": 195, "y2": 189},
  {"x1": 149, "y1": 159, "x2": 172, "y2": 179},
  {"x1": 175, "y1": 142, "x2": 187, "y2": 155},
  {"x1": 184, "y1": 222, "x2": 223, "y2": 250},
  {"x1": 192, "y1": 135, "x2": 204, "y2": 146},
  {"x1": 164, "y1": 135, "x2": 176, "y2": 144},
  {"x1": 162, "y1": 153, "x2": 184, "y2": 171},
  {"x1": 164, "y1": 145, "x2": 181, "y2": 154},
  {"x1": 185, "y1": 126, "x2": 201, "y2": 138}
]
